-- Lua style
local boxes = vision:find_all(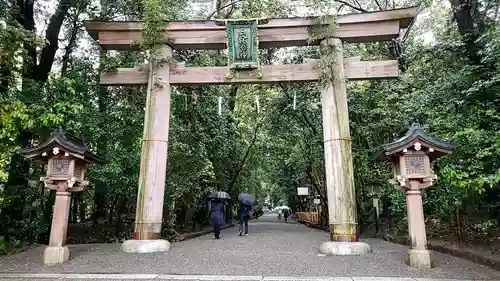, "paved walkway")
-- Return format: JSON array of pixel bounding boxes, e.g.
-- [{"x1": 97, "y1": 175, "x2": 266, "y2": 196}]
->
[{"x1": 1, "y1": 213, "x2": 499, "y2": 280}]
